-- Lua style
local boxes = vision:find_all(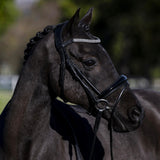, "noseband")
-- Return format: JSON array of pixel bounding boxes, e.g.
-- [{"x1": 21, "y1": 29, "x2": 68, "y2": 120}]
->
[{"x1": 54, "y1": 22, "x2": 128, "y2": 160}]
